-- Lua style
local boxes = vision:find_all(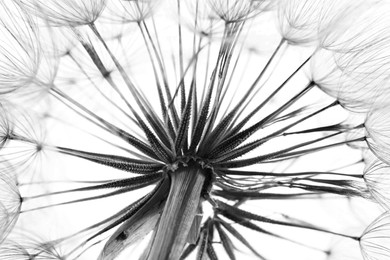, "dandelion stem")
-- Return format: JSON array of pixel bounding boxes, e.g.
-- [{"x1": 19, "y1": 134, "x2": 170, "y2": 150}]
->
[{"x1": 147, "y1": 163, "x2": 206, "y2": 260}]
